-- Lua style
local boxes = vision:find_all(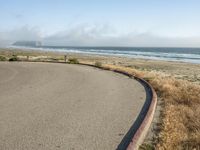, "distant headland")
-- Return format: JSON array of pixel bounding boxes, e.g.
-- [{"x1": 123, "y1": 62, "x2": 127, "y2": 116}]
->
[{"x1": 13, "y1": 41, "x2": 42, "y2": 47}]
